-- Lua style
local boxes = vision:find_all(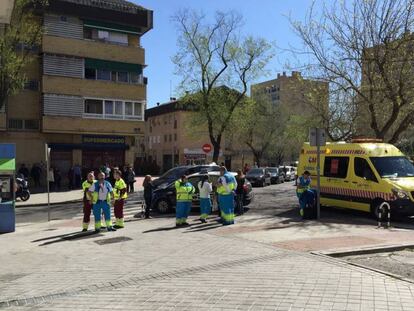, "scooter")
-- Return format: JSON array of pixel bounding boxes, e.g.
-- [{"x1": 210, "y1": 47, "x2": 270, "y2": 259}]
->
[{"x1": 16, "y1": 175, "x2": 30, "y2": 201}]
